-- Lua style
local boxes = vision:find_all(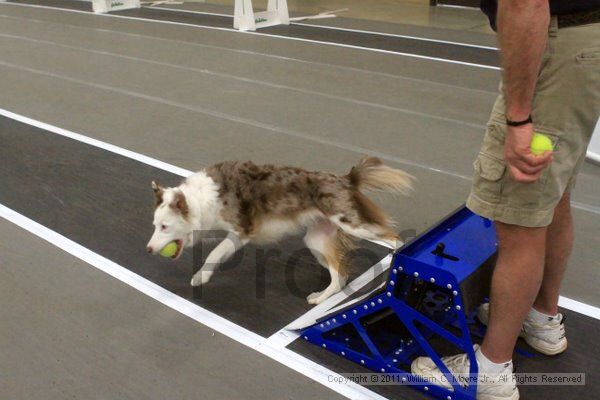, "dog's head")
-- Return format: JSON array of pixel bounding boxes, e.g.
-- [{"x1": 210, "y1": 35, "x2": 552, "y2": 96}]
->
[{"x1": 146, "y1": 181, "x2": 191, "y2": 259}]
